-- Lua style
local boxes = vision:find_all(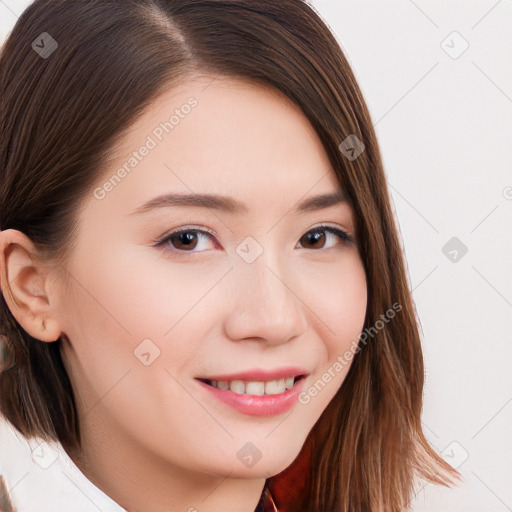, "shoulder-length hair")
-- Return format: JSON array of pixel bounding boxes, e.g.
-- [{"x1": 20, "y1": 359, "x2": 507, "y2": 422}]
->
[{"x1": 0, "y1": 1, "x2": 459, "y2": 510}]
